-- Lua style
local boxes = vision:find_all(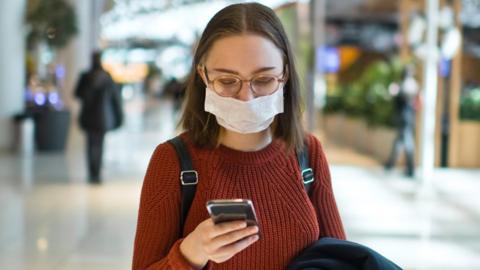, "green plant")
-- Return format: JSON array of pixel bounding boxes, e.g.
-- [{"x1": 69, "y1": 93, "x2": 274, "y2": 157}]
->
[
  {"x1": 323, "y1": 56, "x2": 405, "y2": 127},
  {"x1": 26, "y1": 0, "x2": 78, "y2": 49},
  {"x1": 363, "y1": 58, "x2": 403, "y2": 127},
  {"x1": 460, "y1": 87, "x2": 480, "y2": 121},
  {"x1": 365, "y1": 82, "x2": 395, "y2": 127},
  {"x1": 324, "y1": 95, "x2": 343, "y2": 114},
  {"x1": 343, "y1": 81, "x2": 367, "y2": 116}
]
